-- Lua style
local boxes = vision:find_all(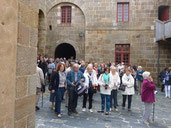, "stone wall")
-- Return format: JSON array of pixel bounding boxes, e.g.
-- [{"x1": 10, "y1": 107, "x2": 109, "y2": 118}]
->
[
  {"x1": 15, "y1": 0, "x2": 39, "y2": 127},
  {"x1": 46, "y1": 3, "x2": 85, "y2": 59},
  {"x1": 43, "y1": 0, "x2": 171, "y2": 81},
  {"x1": 0, "y1": 0, "x2": 17, "y2": 127}
]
